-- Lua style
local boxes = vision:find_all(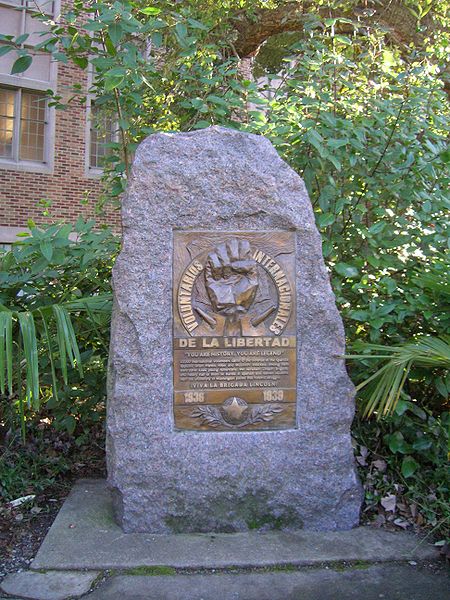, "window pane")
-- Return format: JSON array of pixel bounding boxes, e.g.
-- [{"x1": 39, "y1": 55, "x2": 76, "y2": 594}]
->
[
  {"x1": 89, "y1": 103, "x2": 115, "y2": 169},
  {"x1": 0, "y1": 87, "x2": 15, "y2": 158},
  {"x1": 0, "y1": 5, "x2": 23, "y2": 38},
  {"x1": 25, "y1": 12, "x2": 52, "y2": 46},
  {"x1": 19, "y1": 90, "x2": 46, "y2": 161},
  {"x1": 27, "y1": 0, "x2": 54, "y2": 15},
  {"x1": 18, "y1": 52, "x2": 52, "y2": 83}
]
